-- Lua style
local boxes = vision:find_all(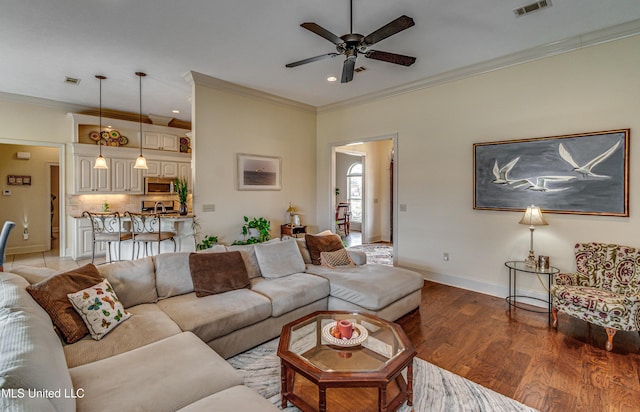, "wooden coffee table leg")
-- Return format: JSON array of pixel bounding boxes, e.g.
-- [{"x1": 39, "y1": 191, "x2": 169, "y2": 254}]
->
[
  {"x1": 379, "y1": 385, "x2": 388, "y2": 412},
  {"x1": 319, "y1": 384, "x2": 327, "y2": 412},
  {"x1": 280, "y1": 361, "x2": 288, "y2": 408},
  {"x1": 407, "y1": 359, "x2": 414, "y2": 406}
]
